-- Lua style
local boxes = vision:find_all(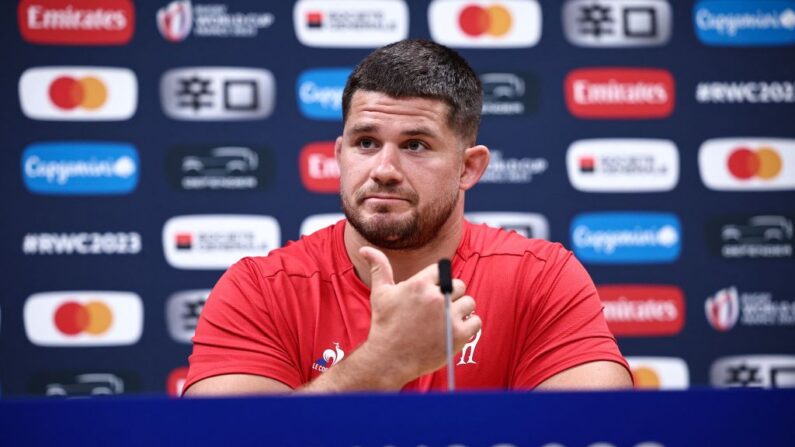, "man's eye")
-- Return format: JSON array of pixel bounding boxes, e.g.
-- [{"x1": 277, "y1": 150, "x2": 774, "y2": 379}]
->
[
  {"x1": 406, "y1": 140, "x2": 427, "y2": 152},
  {"x1": 359, "y1": 138, "x2": 375, "y2": 149}
]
